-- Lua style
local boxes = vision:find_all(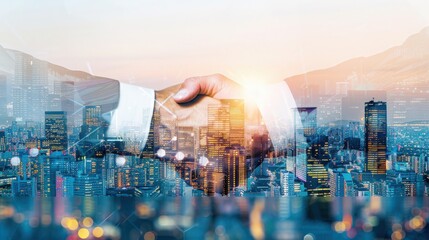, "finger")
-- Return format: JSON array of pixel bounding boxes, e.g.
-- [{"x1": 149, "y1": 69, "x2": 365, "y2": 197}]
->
[
  {"x1": 173, "y1": 78, "x2": 201, "y2": 103},
  {"x1": 173, "y1": 74, "x2": 224, "y2": 103}
]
